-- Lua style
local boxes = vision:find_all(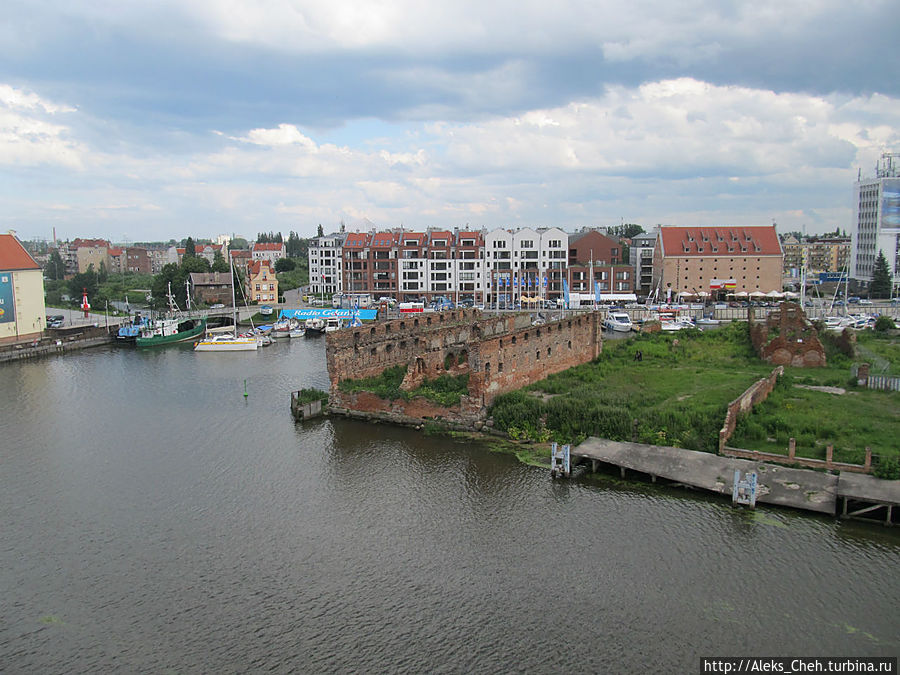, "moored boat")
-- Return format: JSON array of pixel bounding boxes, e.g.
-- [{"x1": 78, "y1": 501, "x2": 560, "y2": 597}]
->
[
  {"x1": 604, "y1": 311, "x2": 633, "y2": 333},
  {"x1": 305, "y1": 317, "x2": 326, "y2": 335},
  {"x1": 136, "y1": 316, "x2": 207, "y2": 346}
]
